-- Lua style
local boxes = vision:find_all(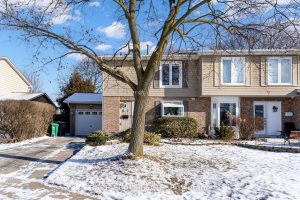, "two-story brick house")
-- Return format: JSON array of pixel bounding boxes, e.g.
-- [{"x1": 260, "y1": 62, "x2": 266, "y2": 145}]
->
[{"x1": 102, "y1": 50, "x2": 300, "y2": 137}]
